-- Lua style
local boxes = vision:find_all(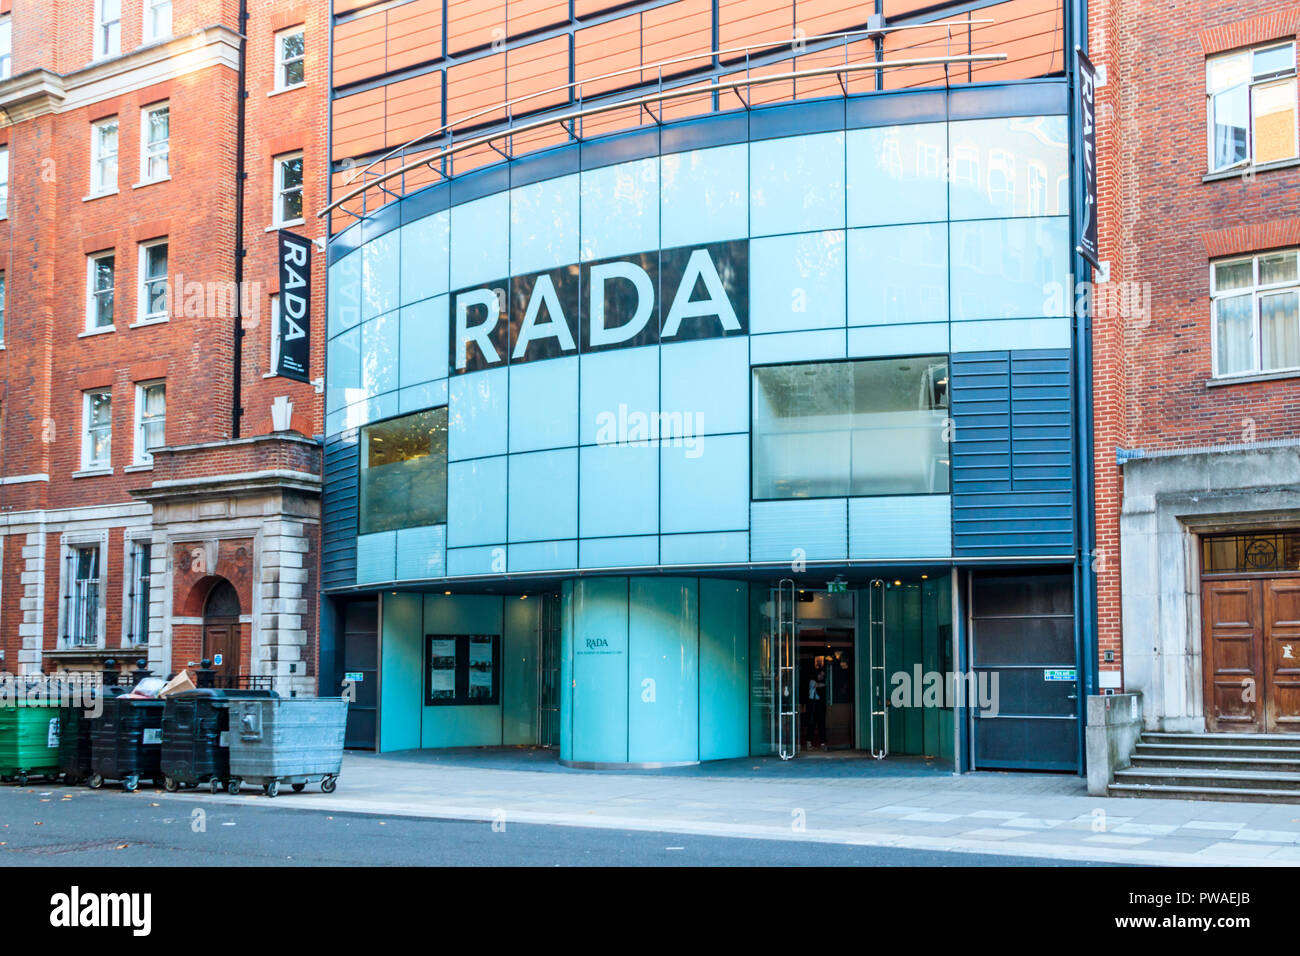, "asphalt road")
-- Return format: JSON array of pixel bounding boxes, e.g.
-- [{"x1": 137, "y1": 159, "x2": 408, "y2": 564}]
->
[{"x1": 0, "y1": 785, "x2": 1103, "y2": 867}]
